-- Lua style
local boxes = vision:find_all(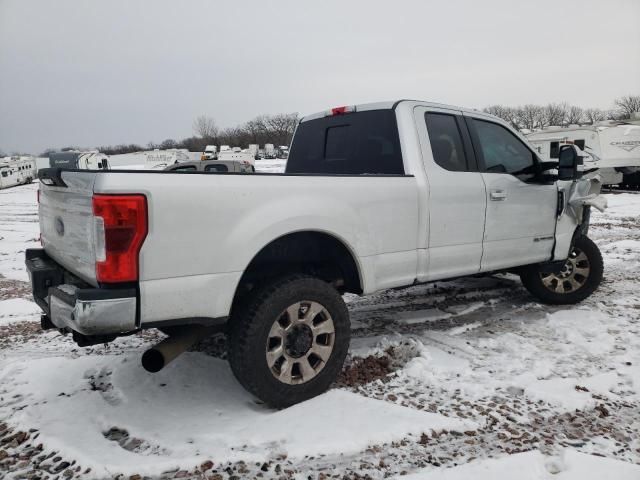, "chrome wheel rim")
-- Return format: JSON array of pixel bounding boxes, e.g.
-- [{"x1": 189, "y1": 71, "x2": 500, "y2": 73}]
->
[
  {"x1": 540, "y1": 247, "x2": 591, "y2": 294},
  {"x1": 266, "y1": 301, "x2": 335, "y2": 385}
]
